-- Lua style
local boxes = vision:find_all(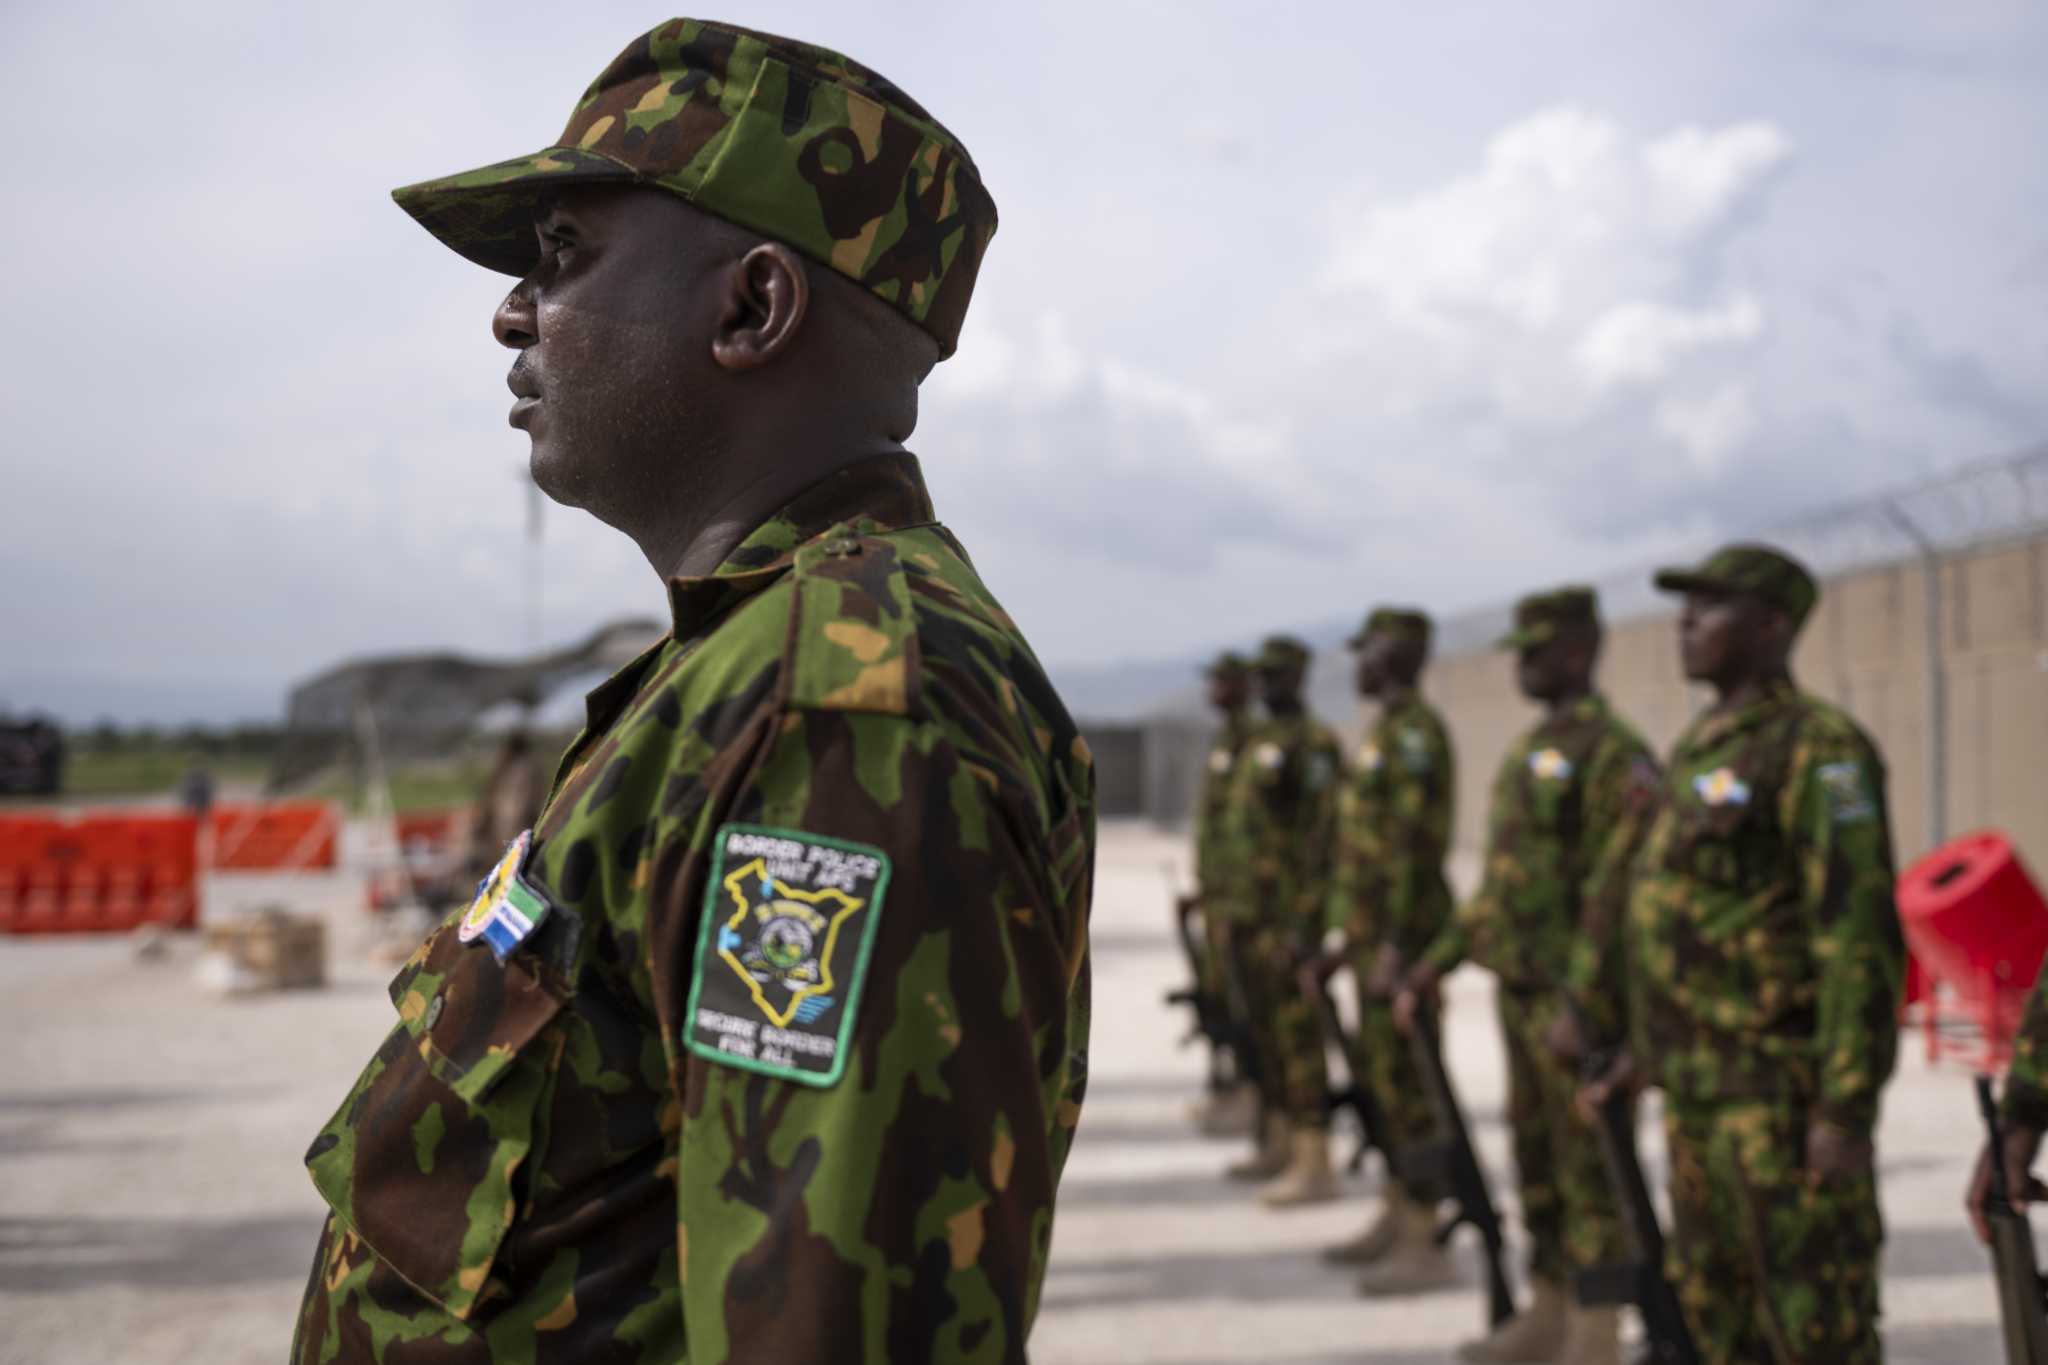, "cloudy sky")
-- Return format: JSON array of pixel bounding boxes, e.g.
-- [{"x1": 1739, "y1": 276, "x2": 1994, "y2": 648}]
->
[{"x1": 4, "y1": 1, "x2": 2045, "y2": 724}]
